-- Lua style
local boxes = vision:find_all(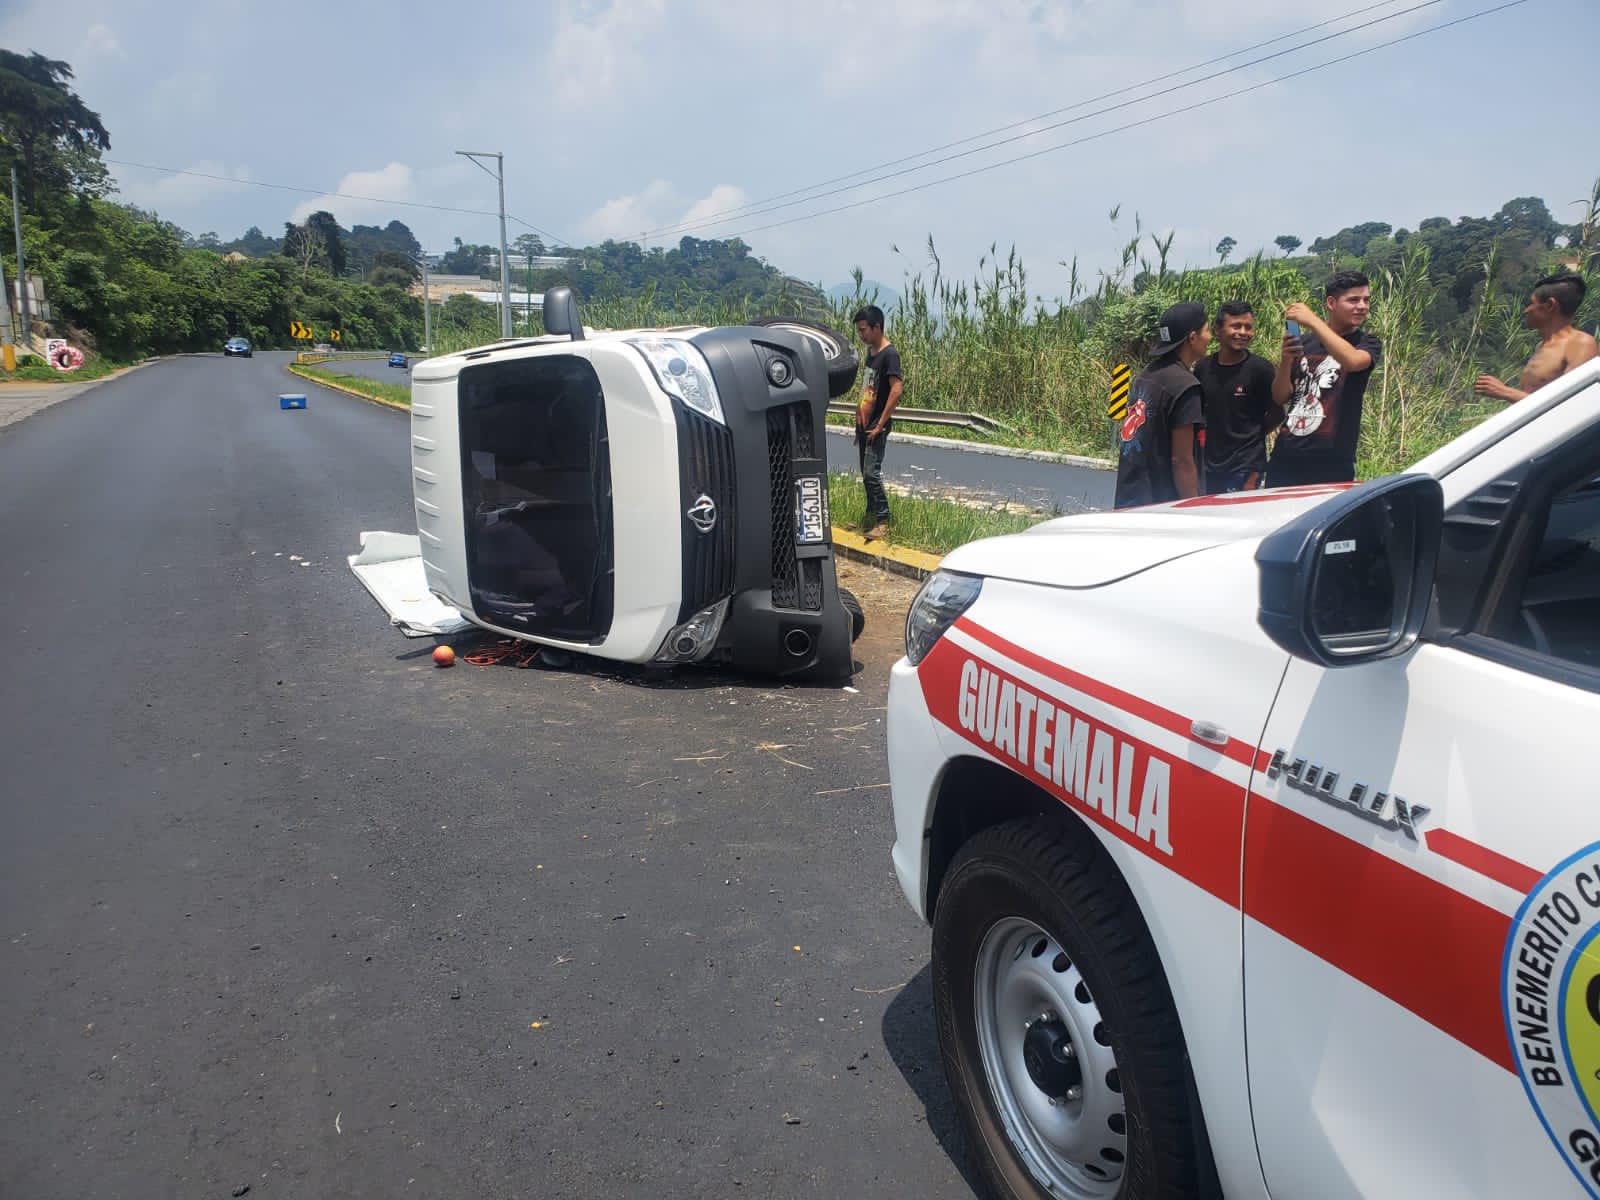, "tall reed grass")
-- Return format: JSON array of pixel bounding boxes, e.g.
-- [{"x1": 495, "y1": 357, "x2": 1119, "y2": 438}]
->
[{"x1": 425, "y1": 229, "x2": 1596, "y2": 479}]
